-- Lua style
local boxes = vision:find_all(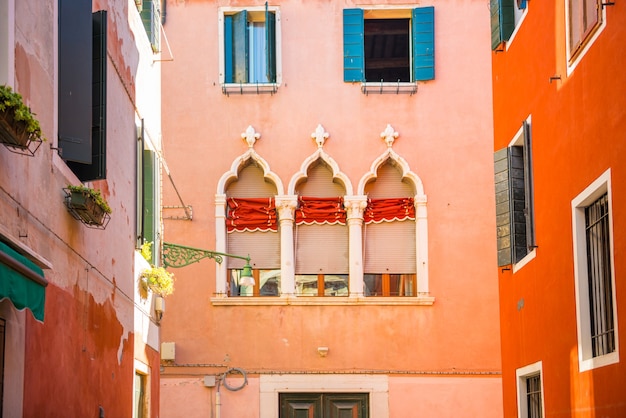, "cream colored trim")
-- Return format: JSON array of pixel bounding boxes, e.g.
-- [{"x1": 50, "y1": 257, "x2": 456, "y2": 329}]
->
[{"x1": 211, "y1": 295, "x2": 434, "y2": 306}]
